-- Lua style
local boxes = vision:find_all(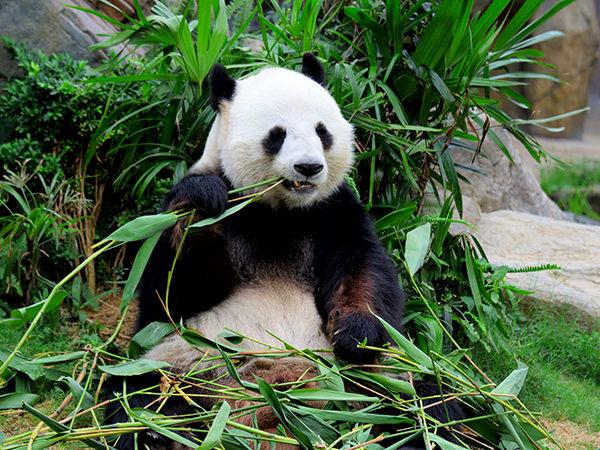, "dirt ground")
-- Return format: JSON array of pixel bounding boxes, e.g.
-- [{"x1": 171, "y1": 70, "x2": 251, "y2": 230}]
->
[{"x1": 84, "y1": 293, "x2": 139, "y2": 348}]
